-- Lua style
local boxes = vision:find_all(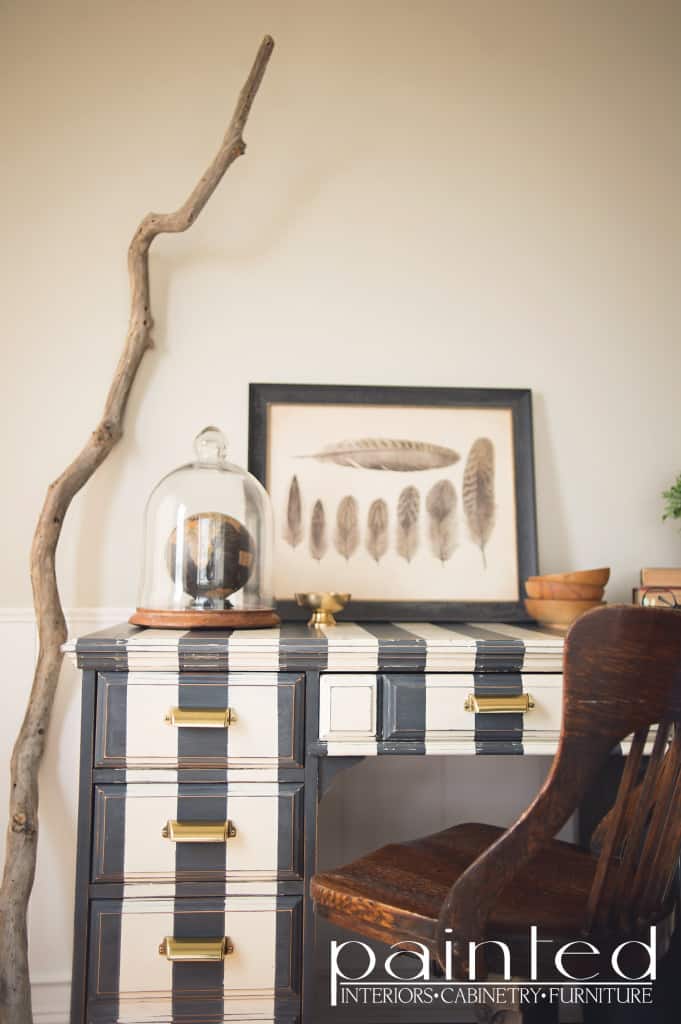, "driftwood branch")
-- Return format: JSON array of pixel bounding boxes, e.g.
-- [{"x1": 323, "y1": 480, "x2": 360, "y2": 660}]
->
[{"x1": 0, "y1": 35, "x2": 274, "y2": 1024}]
